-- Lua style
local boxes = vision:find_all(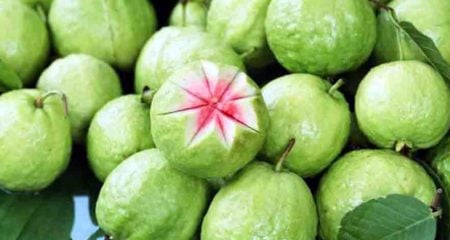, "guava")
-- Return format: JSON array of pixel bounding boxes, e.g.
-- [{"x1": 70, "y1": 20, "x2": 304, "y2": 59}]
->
[
  {"x1": 375, "y1": 0, "x2": 450, "y2": 63},
  {"x1": 201, "y1": 161, "x2": 317, "y2": 239},
  {"x1": 134, "y1": 26, "x2": 244, "y2": 93},
  {"x1": 317, "y1": 149, "x2": 436, "y2": 240},
  {"x1": 201, "y1": 158, "x2": 318, "y2": 240},
  {"x1": 169, "y1": 0, "x2": 208, "y2": 29},
  {"x1": 265, "y1": 0, "x2": 376, "y2": 76},
  {"x1": 37, "y1": 54, "x2": 123, "y2": 144},
  {"x1": 355, "y1": 60, "x2": 450, "y2": 150},
  {"x1": 49, "y1": 0, "x2": 157, "y2": 70},
  {"x1": 87, "y1": 92, "x2": 154, "y2": 182},
  {"x1": 0, "y1": 0, "x2": 49, "y2": 86},
  {"x1": 430, "y1": 134, "x2": 450, "y2": 201},
  {"x1": 261, "y1": 74, "x2": 351, "y2": 177},
  {"x1": 96, "y1": 149, "x2": 208, "y2": 240},
  {"x1": 207, "y1": 0, "x2": 274, "y2": 68},
  {"x1": 151, "y1": 61, "x2": 268, "y2": 178},
  {"x1": 0, "y1": 89, "x2": 71, "y2": 192}
]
